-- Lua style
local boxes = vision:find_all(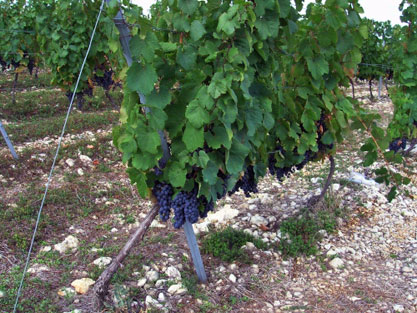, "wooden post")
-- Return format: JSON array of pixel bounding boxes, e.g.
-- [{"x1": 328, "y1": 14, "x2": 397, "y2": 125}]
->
[{"x1": 0, "y1": 120, "x2": 18, "y2": 159}]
